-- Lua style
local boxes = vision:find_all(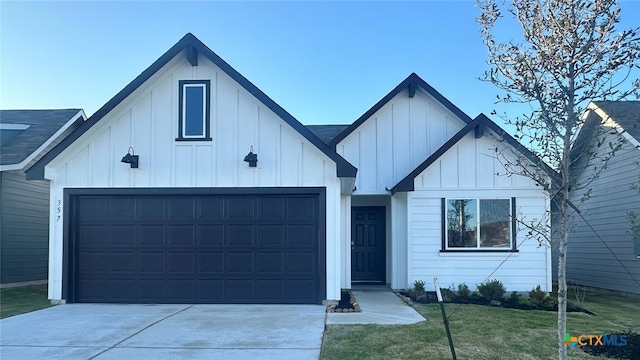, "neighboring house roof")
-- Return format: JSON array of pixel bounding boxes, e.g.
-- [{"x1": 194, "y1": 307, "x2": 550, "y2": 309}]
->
[
  {"x1": 306, "y1": 125, "x2": 350, "y2": 145},
  {"x1": 0, "y1": 109, "x2": 85, "y2": 171},
  {"x1": 391, "y1": 113, "x2": 559, "y2": 193},
  {"x1": 26, "y1": 33, "x2": 356, "y2": 180},
  {"x1": 591, "y1": 100, "x2": 640, "y2": 143},
  {"x1": 329, "y1": 73, "x2": 474, "y2": 148}
]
